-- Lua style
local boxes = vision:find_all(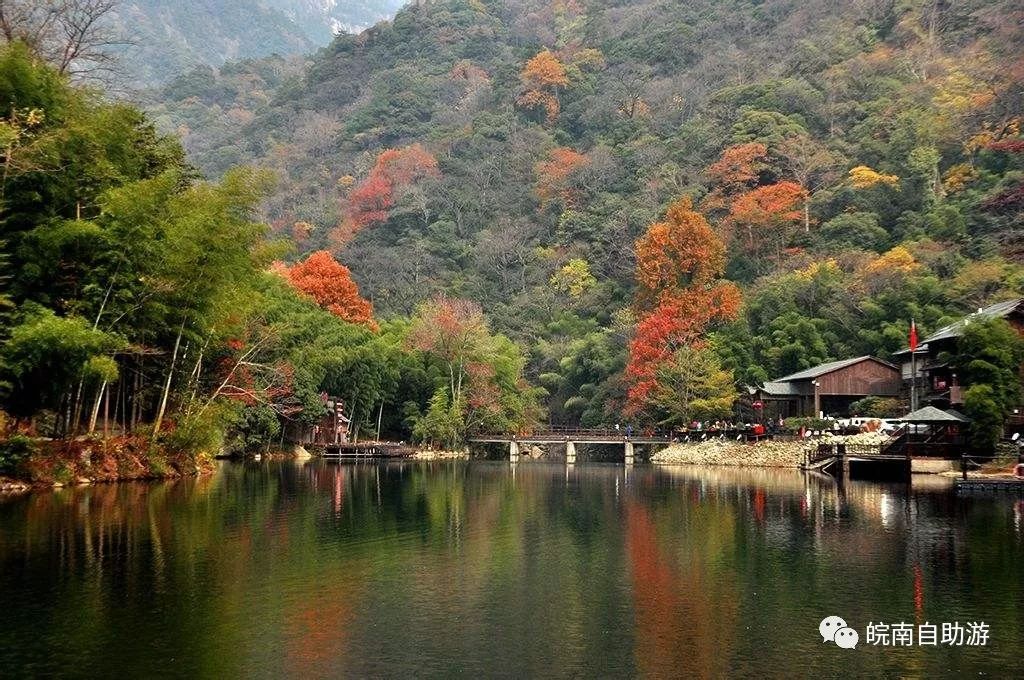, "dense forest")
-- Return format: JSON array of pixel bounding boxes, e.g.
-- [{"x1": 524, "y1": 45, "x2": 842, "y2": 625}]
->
[
  {"x1": 0, "y1": 42, "x2": 536, "y2": 475},
  {"x1": 2, "y1": 0, "x2": 1024, "y2": 472},
  {"x1": 148, "y1": 0, "x2": 1023, "y2": 422}
]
